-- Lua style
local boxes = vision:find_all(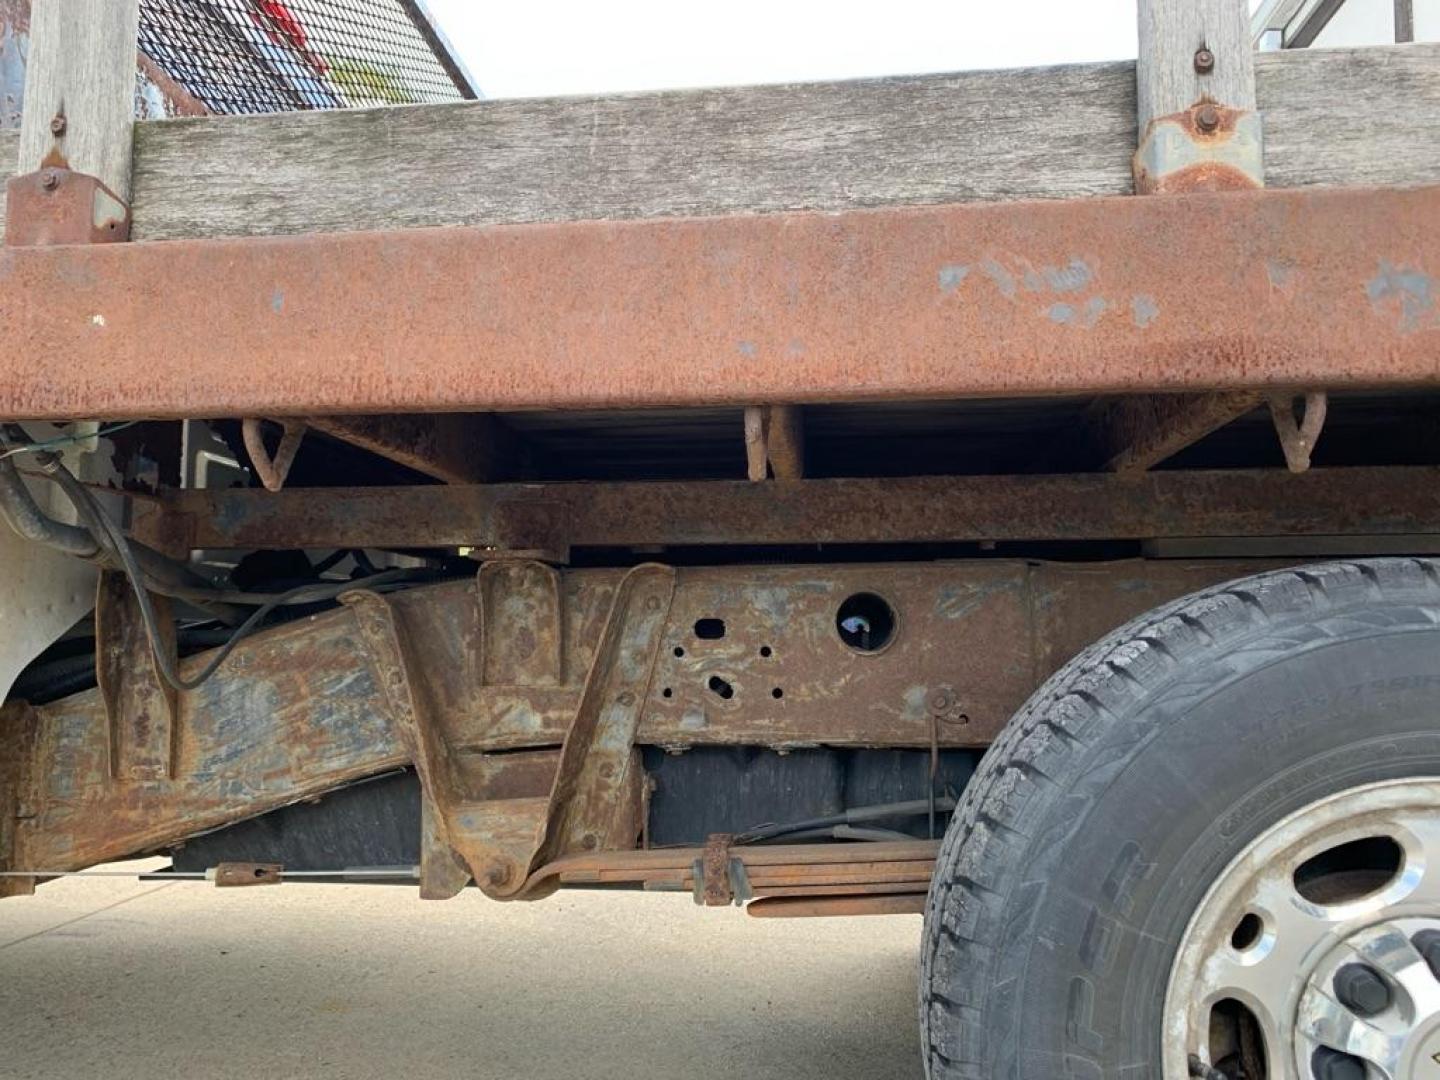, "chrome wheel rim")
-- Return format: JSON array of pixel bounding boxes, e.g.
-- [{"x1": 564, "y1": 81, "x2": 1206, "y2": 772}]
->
[{"x1": 1164, "y1": 778, "x2": 1440, "y2": 1079}]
